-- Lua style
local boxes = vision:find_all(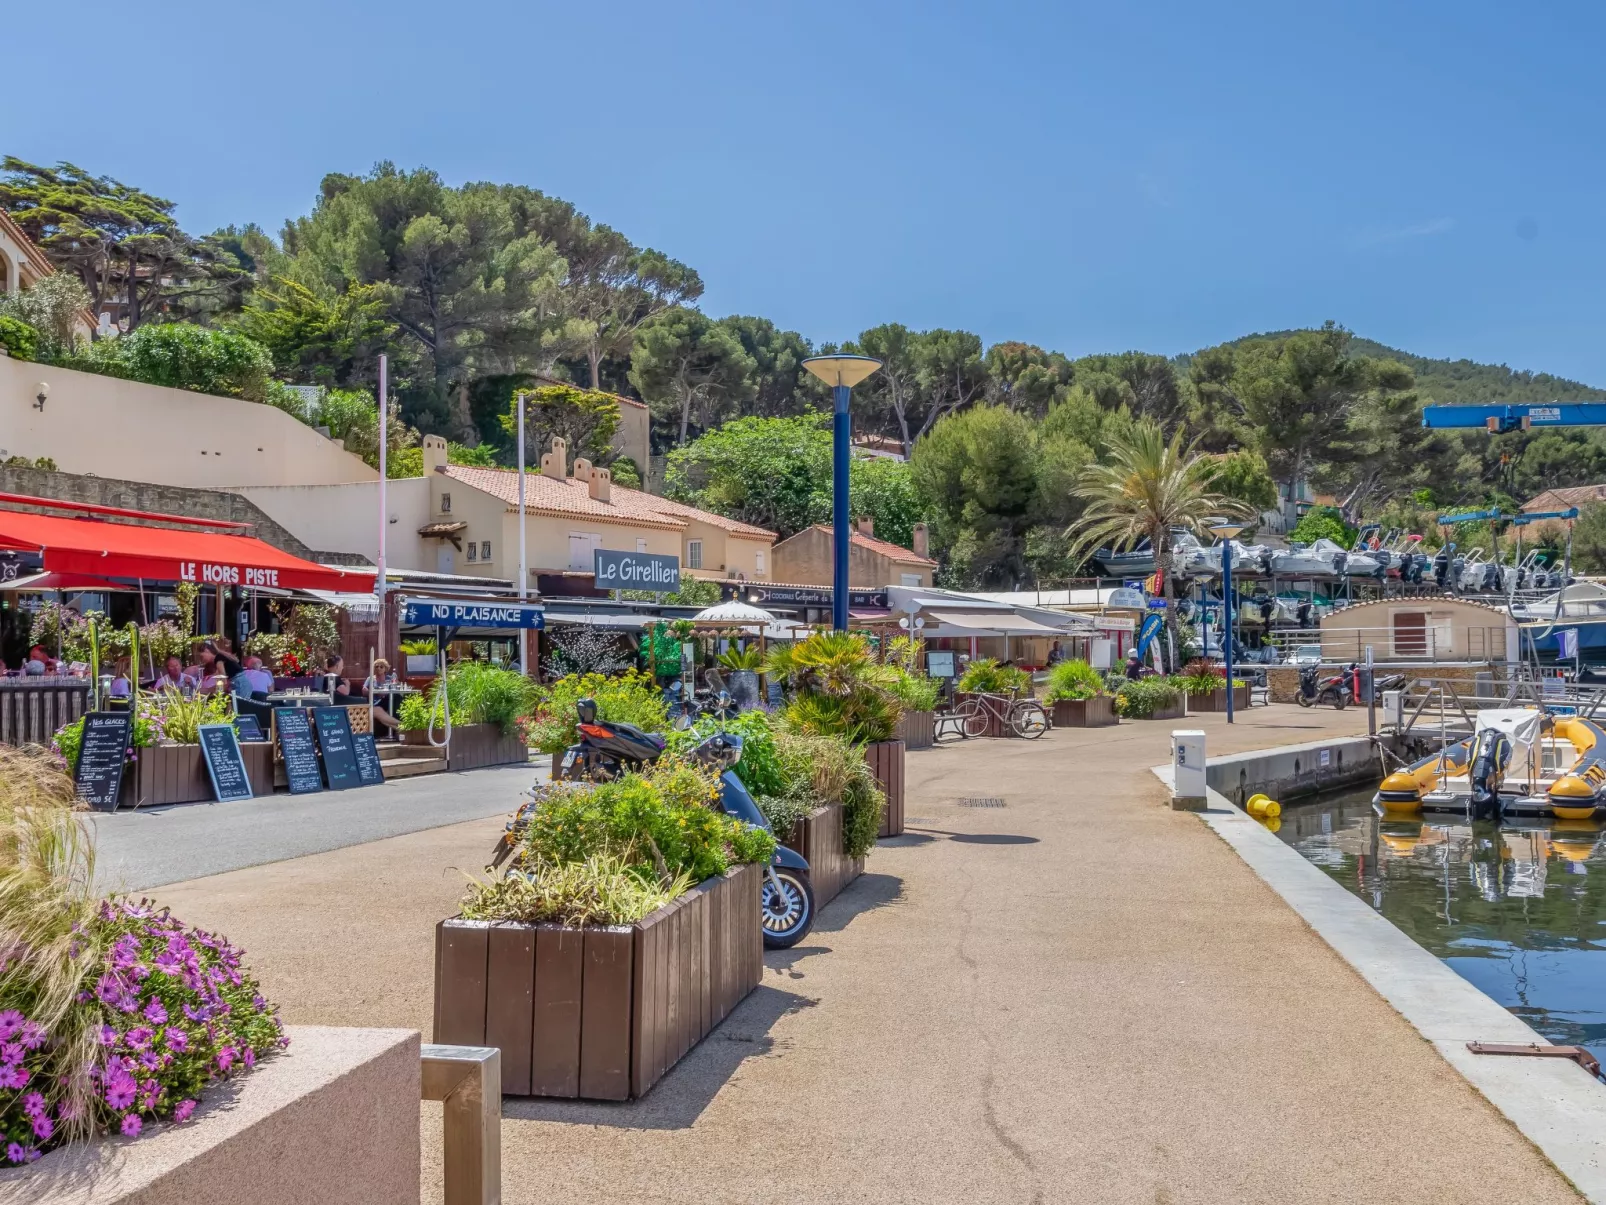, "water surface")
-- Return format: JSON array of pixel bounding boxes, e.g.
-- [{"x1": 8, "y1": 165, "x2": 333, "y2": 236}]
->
[{"x1": 1275, "y1": 787, "x2": 1606, "y2": 1060}]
